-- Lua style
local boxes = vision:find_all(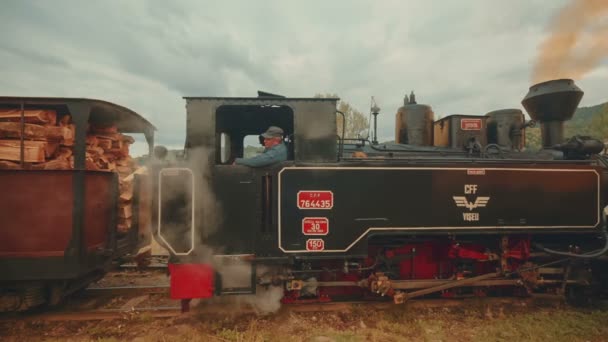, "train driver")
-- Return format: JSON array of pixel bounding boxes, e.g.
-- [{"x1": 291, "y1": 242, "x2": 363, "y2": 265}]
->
[{"x1": 233, "y1": 126, "x2": 288, "y2": 167}]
